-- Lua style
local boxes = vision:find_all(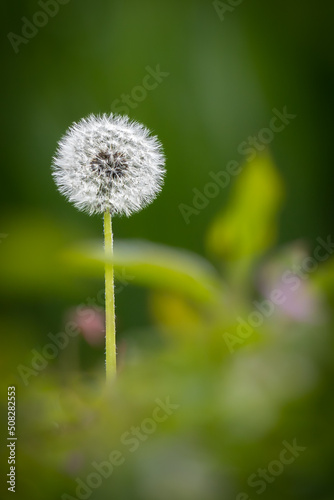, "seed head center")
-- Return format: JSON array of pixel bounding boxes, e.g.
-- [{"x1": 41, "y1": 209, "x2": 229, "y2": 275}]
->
[{"x1": 90, "y1": 151, "x2": 128, "y2": 180}]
